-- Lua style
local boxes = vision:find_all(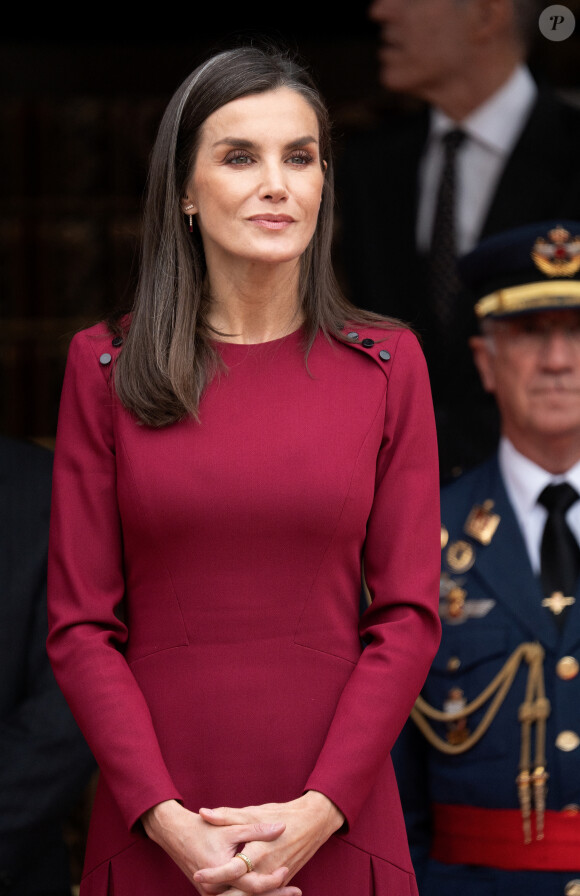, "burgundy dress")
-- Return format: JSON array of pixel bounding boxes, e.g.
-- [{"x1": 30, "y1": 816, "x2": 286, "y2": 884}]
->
[{"x1": 47, "y1": 321, "x2": 441, "y2": 895}]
